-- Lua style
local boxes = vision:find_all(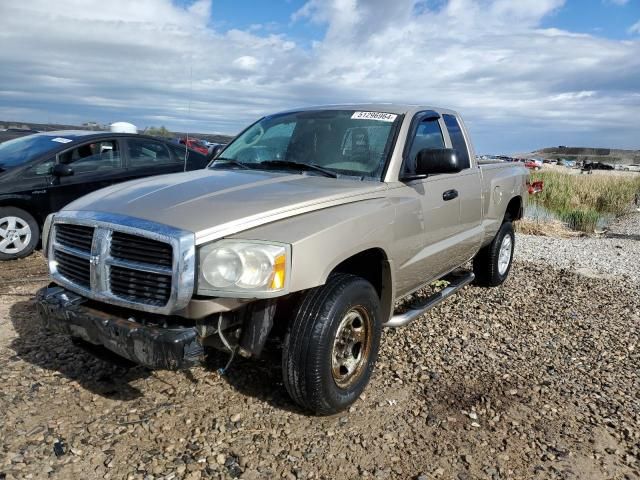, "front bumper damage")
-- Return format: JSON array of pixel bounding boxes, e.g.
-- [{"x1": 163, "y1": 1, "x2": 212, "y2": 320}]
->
[{"x1": 36, "y1": 286, "x2": 204, "y2": 370}]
